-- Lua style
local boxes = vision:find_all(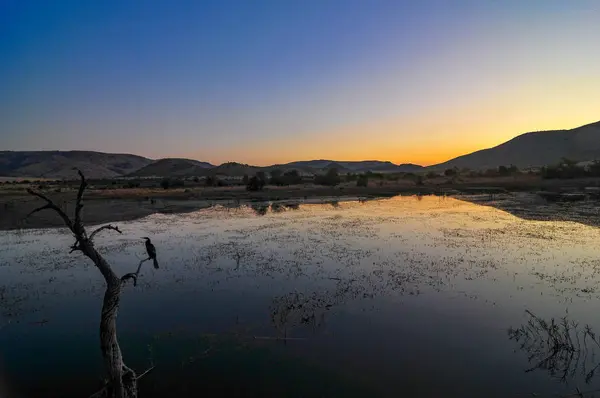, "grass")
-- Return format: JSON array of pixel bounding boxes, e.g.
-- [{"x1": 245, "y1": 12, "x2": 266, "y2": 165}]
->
[{"x1": 508, "y1": 310, "x2": 600, "y2": 383}]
